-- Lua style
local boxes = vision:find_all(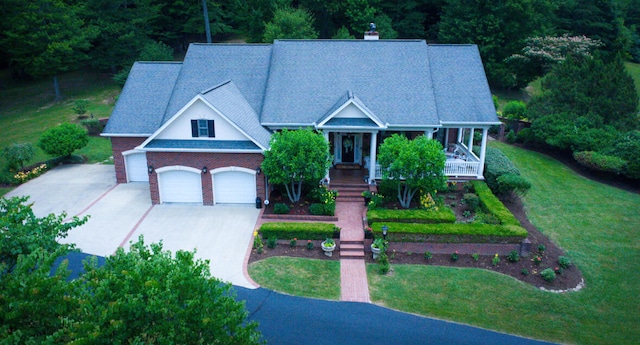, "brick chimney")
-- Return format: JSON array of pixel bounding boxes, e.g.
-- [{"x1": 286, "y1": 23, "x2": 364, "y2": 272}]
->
[{"x1": 364, "y1": 22, "x2": 379, "y2": 40}]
